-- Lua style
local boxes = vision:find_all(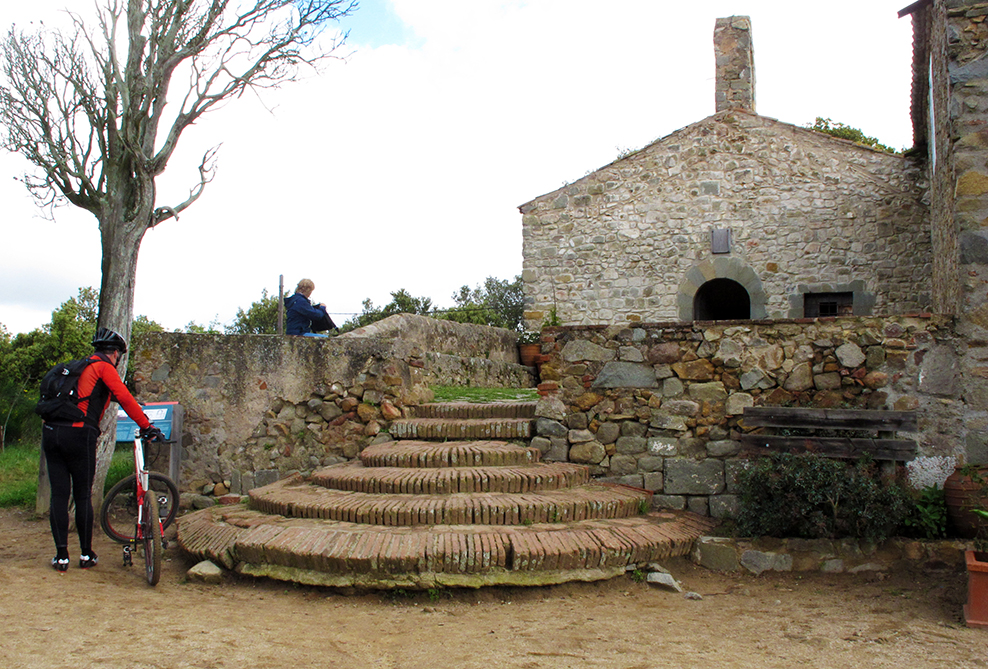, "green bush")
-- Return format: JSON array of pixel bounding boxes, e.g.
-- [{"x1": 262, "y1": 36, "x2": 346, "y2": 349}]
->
[
  {"x1": 0, "y1": 442, "x2": 39, "y2": 509},
  {"x1": 901, "y1": 485, "x2": 948, "y2": 540},
  {"x1": 735, "y1": 453, "x2": 910, "y2": 541}
]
